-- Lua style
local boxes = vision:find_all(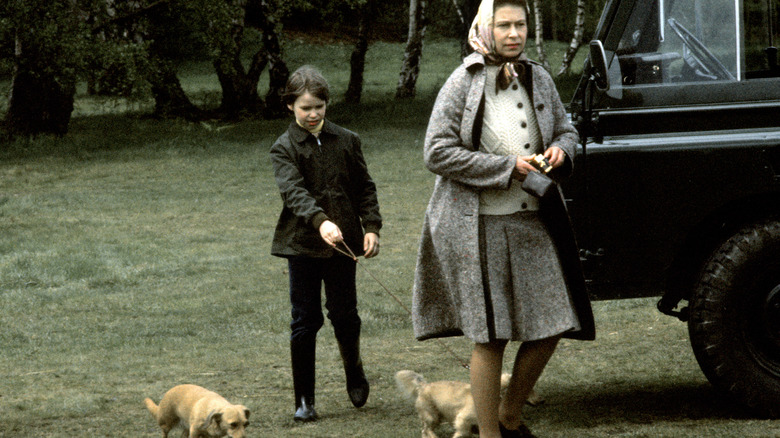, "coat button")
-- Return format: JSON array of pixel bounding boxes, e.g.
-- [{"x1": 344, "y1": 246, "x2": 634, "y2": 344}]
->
[
  {"x1": 521, "y1": 202, "x2": 528, "y2": 209},
  {"x1": 537, "y1": 104, "x2": 545, "y2": 111},
  {"x1": 517, "y1": 102, "x2": 524, "y2": 109},
  {"x1": 512, "y1": 84, "x2": 518, "y2": 90},
  {"x1": 521, "y1": 121, "x2": 527, "y2": 128},
  {"x1": 524, "y1": 143, "x2": 531, "y2": 149}
]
